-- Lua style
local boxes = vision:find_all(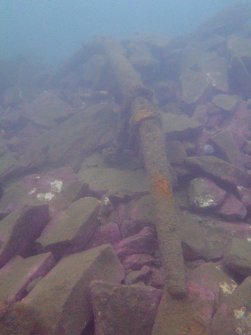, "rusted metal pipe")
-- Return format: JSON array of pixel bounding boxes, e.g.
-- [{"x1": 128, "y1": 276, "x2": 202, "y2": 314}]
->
[
  {"x1": 101, "y1": 38, "x2": 186, "y2": 298},
  {"x1": 131, "y1": 97, "x2": 186, "y2": 298}
]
